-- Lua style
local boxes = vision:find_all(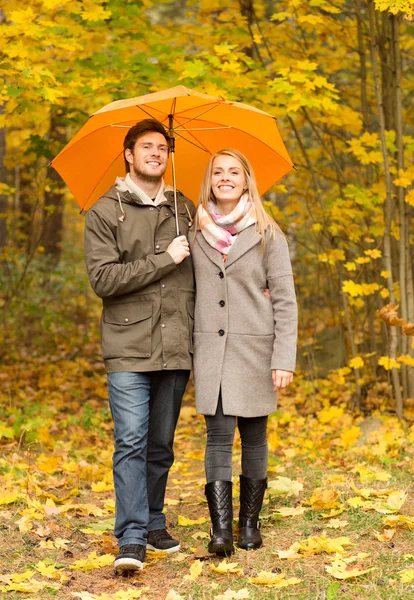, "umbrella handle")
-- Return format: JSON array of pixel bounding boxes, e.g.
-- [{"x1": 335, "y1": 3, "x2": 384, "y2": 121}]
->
[{"x1": 168, "y1": 112, "x2": 180, "y2": 237}]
